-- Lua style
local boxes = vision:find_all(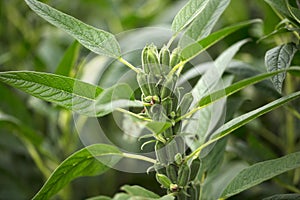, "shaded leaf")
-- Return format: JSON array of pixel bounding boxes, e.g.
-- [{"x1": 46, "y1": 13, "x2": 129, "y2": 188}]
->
[
  {"x1": 32, "y1": 144, "x2": 122, "y2": 200},
  {"x1": 121, "y1": 185, "x2": 160, "y2": 198},
  {"x1": 263, "y1": 194, "x2": 300, "y2": 200},
  {"x1": 221, "y1": 151, "x2": 300, "y2": 198},
  {"x1": 25, "y1": 0, "x2": 121, "y2": 58},
  {"x1": 265, "y1": 43, "x2": 297, "y2": 93},
  {"x1": 55, "y1": 40, "x2": 80, "y2": 76},
  {"x1": 171, "y1": 0, "x2": 209, "y2": 33},
  {"x1": 264, "y1": 0, "x2": 291, "y2": 19},
  {"x1": 179, "y1": 0, "x2": 230, "y2": 46}
]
